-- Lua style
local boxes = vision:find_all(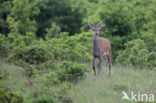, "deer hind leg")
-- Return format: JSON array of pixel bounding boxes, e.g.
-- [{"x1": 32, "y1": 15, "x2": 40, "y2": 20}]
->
[
  {"x1": 100, "y1": 57, "x2": 103, "y2": 72},
  {"x1": 107, "y1": 55, "x2": 111, "y2": 76},
  {"x1": 93, "y1": 56, "x2": 96, "y2": 76}
]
